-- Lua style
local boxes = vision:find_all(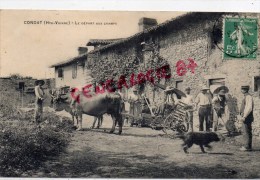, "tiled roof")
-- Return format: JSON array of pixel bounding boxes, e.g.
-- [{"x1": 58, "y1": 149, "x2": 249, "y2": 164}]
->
[
  {"x1": 49, "y1": 53, "x2": 87, "y2": 68},
  {"x1": 86, "y1": 38, "x2": 124, "y2": 46}
]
